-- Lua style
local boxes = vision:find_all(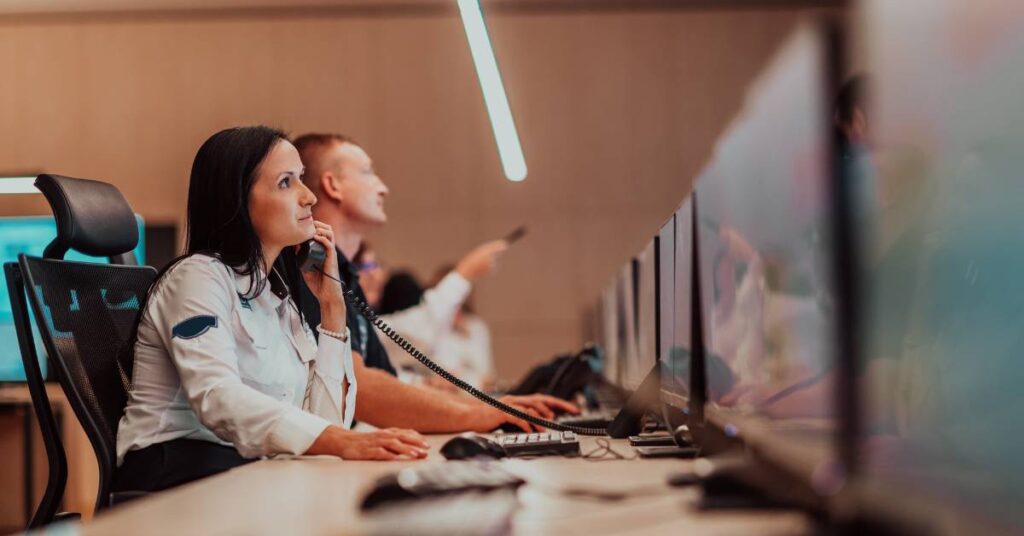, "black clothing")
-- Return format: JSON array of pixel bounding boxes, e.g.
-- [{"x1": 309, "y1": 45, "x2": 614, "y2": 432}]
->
[
  {"x1": 299, "y1": 247, "x2": 398, "y2": 376},
  {"x1": 114, "y1": 439, "x2": 253, "y2": 492}
]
